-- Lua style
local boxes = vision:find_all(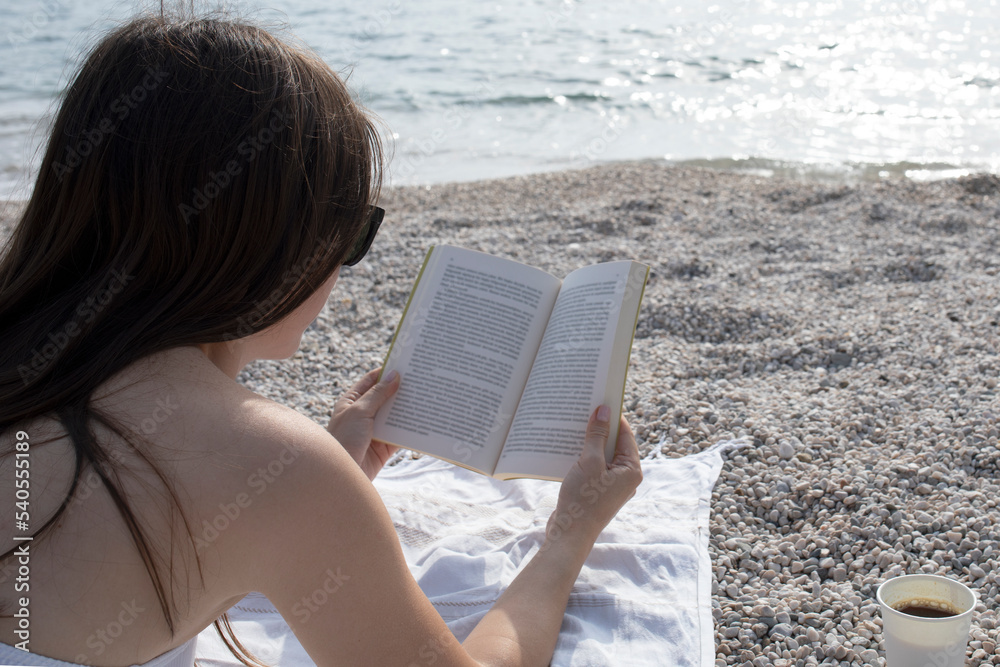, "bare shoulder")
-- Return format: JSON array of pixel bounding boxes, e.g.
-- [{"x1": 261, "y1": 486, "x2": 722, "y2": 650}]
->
[
  {"x1": 77, "y1": 346, "x2": 362, "y2": 598},
  {"x1": 93, "y1": 345, "x2": 330, "y2": 468},
  {"x1": 140, "y1": 353, "x2": 476, "y2": 666},
  {"x1": 125, "y1": 348, "x2": 378, "y2": 578},
  {"x1": 104, "y1": 346, "x2": 354, "y2": 538}
]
